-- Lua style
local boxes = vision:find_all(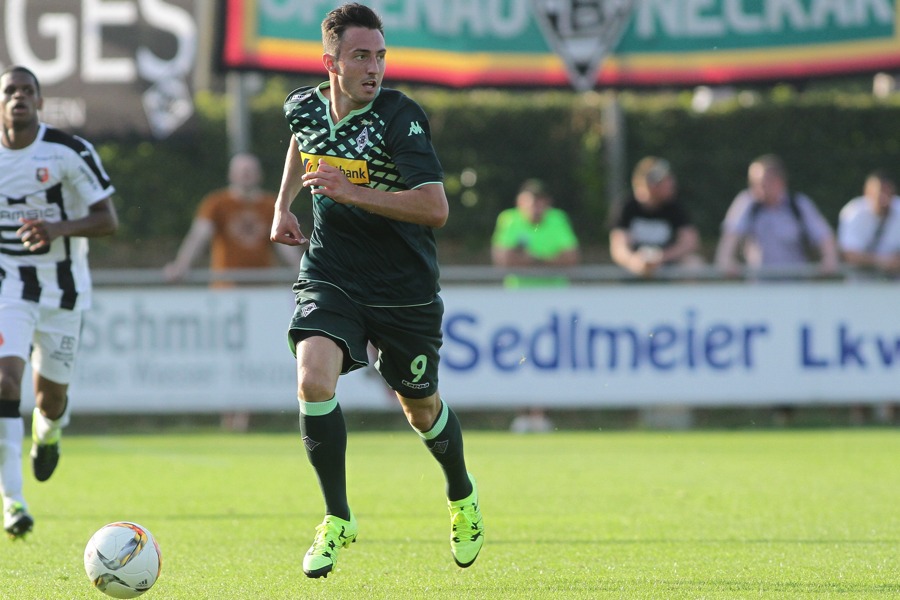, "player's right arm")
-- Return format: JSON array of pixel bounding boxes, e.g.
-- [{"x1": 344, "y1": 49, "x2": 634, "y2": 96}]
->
[{"x1": 271, "y1": 136, "x2": 308, "y2": 247}]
